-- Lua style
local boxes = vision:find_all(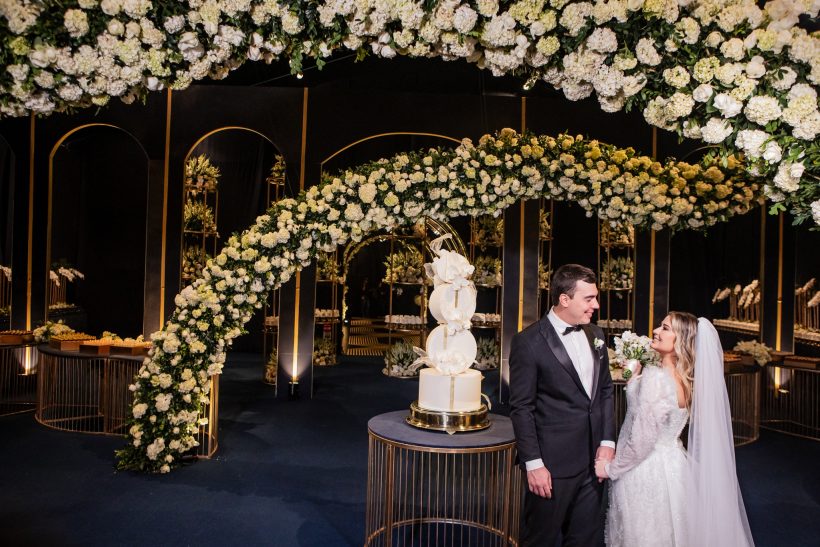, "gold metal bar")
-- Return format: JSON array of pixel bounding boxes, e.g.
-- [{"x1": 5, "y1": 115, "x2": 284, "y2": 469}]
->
[
  {"x1": 518, "y1": 201, "x2": 525, "y2": 332},
  {"x1": 26, "y1": 114, "x2": 35, "y2": 329},
  {"x1": 159, "y1": 89, "x2": 173, "y2": 327},
  {"x1": 648, "y1": 231, "x2": 656, "y2": 336},
  {"x1": 776, "y1": 213, "x2": 783, "y2": 351}
]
